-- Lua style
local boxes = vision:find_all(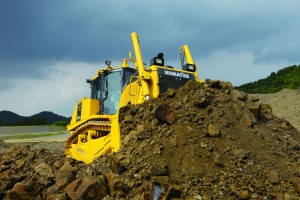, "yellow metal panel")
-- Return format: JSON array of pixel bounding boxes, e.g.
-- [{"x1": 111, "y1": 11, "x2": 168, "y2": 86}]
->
[
  {"x1": 109, "y1": 114, "x2": 121, "y2": 153},
  {"x1": 148, "y1": 66, "x2": 160, "y2": 98},
  {"x1": 131, "y1": 32, "x2": 150, "y2": 99},
  {"x1": 182, "y1": 45, "x2": 194, "y2": 64},
  {"x1": 118, "y1": 79, "x2": 142, "y2": 107},
  {"x1": 81, "y1": 98, "x2": 100, "y2": 120},
  {"x1": 68, "y1": 98, "x2": 100, "y2": 131},
  {"x1": 69, "y1": 103, "x2": 78, "y2": 126}
]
